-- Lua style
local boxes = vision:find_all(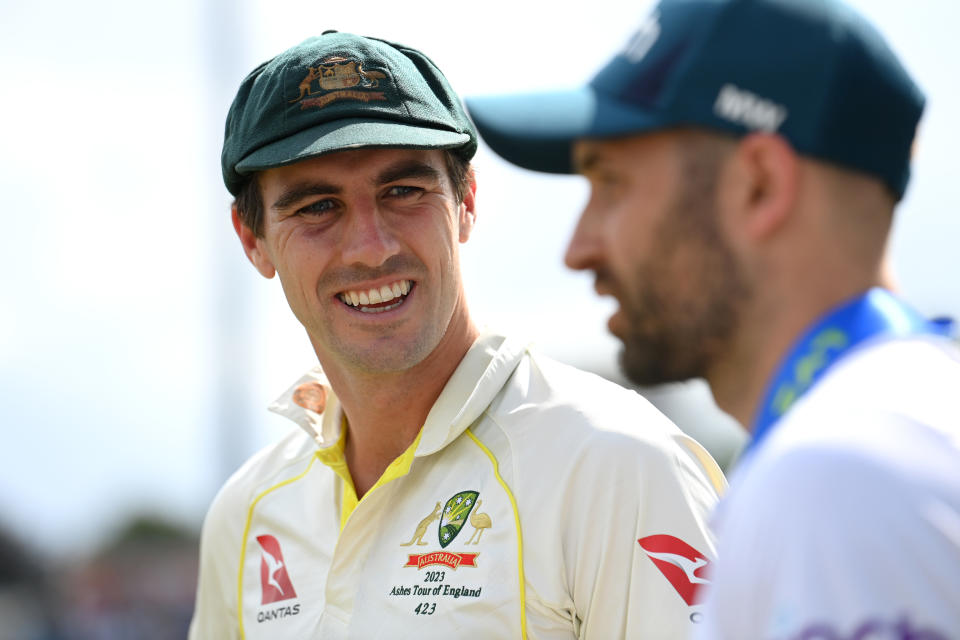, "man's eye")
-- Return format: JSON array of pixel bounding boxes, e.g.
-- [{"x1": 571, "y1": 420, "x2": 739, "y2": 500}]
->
[
  {"x1": 297, "y1": 199, "x2": 336, "y2": 215},
  {"x1": 593, "y1": 172, "x2": 620, "y2": 187},
  {"x1": 386, "y1": 185, "x2": 423, "y2": 198},
  {"x1": 588, "y1": 173, "x2": 622, "y2": 195}
]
